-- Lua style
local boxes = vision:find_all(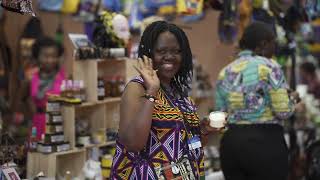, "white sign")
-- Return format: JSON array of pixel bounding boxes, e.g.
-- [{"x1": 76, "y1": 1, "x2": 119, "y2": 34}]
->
[
  {"x1": 1, "y1": 168, "x2": 21, "y2": 180},
  {"x1": 68, "y1": 33, "x2": 93, "y2": 49}
]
